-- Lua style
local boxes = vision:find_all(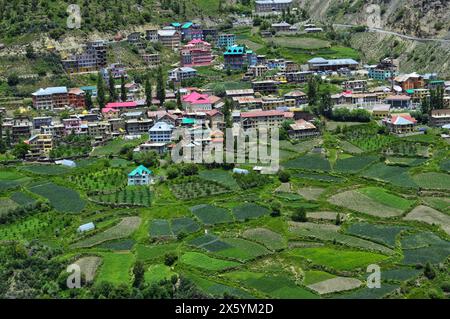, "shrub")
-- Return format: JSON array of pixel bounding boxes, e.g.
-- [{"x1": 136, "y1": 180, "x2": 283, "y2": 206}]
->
[
  {"x1": 164, "y1": 252, "x2": 178, "y2": 266},
  {"x1": 291, "y1": 207, "x2": 307, "y2": 222},
  {"x1": 278, "y1": 170, "x2": 291, "y2": 183}
]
